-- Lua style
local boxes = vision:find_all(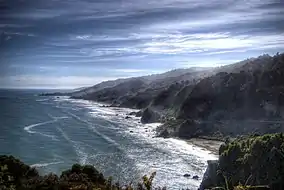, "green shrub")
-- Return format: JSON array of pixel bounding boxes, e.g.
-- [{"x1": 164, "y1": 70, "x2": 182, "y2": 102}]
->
[
  {"x1": 0, "y1": 155, "x2": 161, "y2": 190},
  {"x1": 217, "y1": 133, "x2": 284, "y2": 189}
]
